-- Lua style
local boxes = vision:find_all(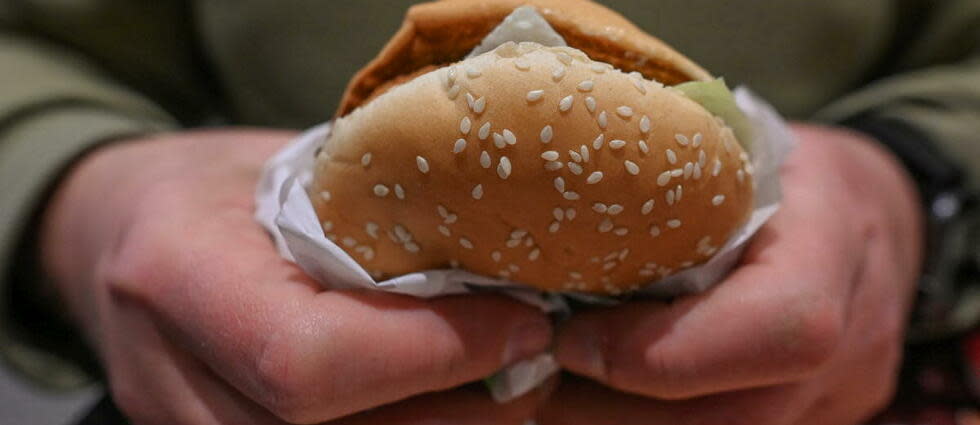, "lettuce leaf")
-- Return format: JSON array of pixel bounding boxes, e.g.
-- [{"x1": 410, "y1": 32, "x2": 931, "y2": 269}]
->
[{"x1": 674, "y1": 78, "x2": 752, "y2": 151}]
